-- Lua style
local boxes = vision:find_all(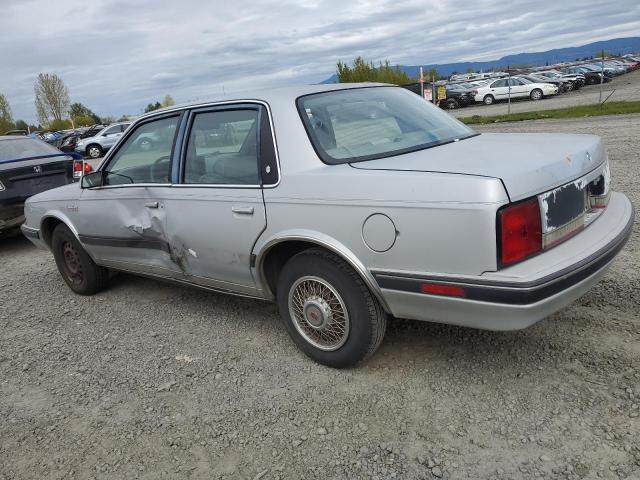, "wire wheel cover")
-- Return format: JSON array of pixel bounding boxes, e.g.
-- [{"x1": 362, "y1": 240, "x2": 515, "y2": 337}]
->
[{"x1": 288, "y1": 276, "x2": 350, "y2": 351}]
